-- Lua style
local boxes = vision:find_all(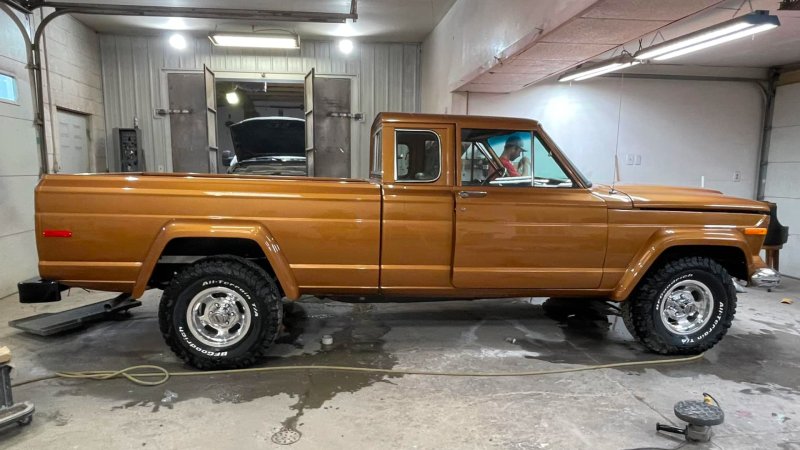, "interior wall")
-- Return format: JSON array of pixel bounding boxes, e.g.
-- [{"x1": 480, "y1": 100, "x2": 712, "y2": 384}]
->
[
  {"x1": 0, "y1": 9, "x2": 38, "y2": 298},
  {"x1": 466, "y1": 77, "x2": 763, "y2": 199},
  {"x1": 36, "y1": 9, "x2": 106, "y2": 172},
  {"x1": 420, "y1": 0, "x2": 596, "y2": 114},
  {"x1": 764, "y1": 80, "x2": 800, "y2": 278},
  {"x1": 99, "y1": 36, "x2": 421, "y2": 178}
]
